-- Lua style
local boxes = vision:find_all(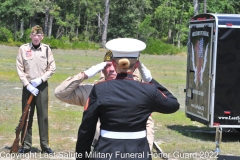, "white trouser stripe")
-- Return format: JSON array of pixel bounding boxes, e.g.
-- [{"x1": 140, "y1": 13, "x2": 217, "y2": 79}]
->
[{"x1": 100, "y1": 130, "x2": 146, "y2": 139}]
